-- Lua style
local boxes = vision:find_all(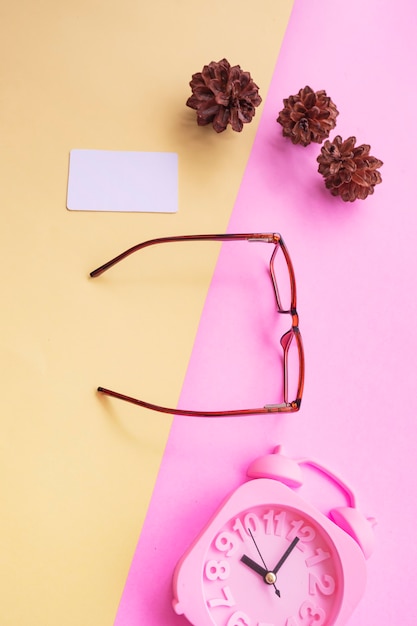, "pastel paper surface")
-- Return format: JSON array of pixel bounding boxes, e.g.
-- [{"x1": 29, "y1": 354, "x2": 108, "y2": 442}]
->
[
  {"x1": 1, "y1": 1, "x2": 294, "y2": 623},
  {"x1": 115, "y1": 1, "x2": 417, "y2": 625},
  {"x1": 67, "y1": 149, "x2": 178, "y2": 213}
]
